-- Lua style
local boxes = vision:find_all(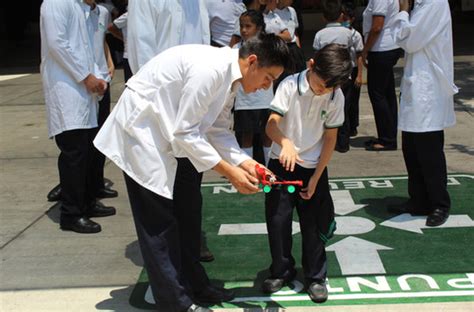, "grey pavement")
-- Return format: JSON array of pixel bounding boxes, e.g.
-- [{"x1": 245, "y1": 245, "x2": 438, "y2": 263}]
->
[{"x1": 1, "y1": 45, "x2": 474, "y2": 312}]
